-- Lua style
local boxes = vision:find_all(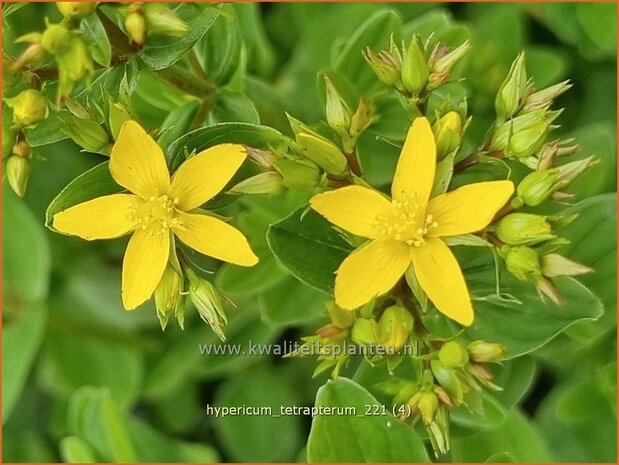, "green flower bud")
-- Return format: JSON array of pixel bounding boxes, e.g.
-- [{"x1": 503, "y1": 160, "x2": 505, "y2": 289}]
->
[
  {"x1": 349, "y1": 97, "x2": 374, "y2": 139},
  {"x1": 295, "y1": 132, "x2": 348, "y2": 177},
  {"x1": 108, "y1": 102, "x2": 132, "y2": 141},
  {"x1": 56, "y1": 36, "x2": 95, "y2": 103},
  {"x1": 12, "y1": 43, "x2": 47, "y2": 71},
  {"x1": 56, "y1": 2, "x2": 98, "y2": 18},
  {"x1": 514, "y1": 169, "x2": 559, "y2": 207},
  {"x1": 60, "y1": 114, "x2": 110, "y2": 153},
  {"x1": 418, "y1": 390, "x2": 439, "y2": 425},
  {"x1": 154, "y1": 265, "x2": 183, "y2": 330},
  {"x1": 351, "y1": 318, "x2": 378, "y2": 346},
  {"x1": 467, "y1": 340, "x2": 506, "y2": 363},
  {"x1": 41, "y1": 22, "x2": 73, "y2": 54},
  {"x1": 6, "y1": 155, "x2": 31, "y2": 198},
  {"x1": 273, "y1": 158, "x2": 320, "y2": 190},
  {"x1": 430, "y1": 360, "x2": 464, "y2": 404},
  {"x1": 504, "y1": 245, "x2": 542, "y2": 280},
  {"x1": 363, "y1": 47, "x2": 402, "y2": 89},
  {"x1": 495, "y1": 213, "x2": 554, "y2": 246},
  {"x1": 522, "y1": 80, "x2": 571, "y2": 112},
  {"x1": 491, "y1": 109, "x2": 558, "y2": 159},
  {"x1": 377, "y1": 305, "x2": 414, "y2": 352},
  {"x1": 427, "y1": 41, "x2": 470, "y2": 90},
  {"x1": 495, "y1": 52, "x2": 528, "y2": 120},
  {"x1": 187, "y1": 270, "x2": 227, "y2": 341},
  {"x1": 5, "y1": 89, "x2": 49, "y2": 127},
  {"x1": 401, "y1": 35, "x2": 428, "y2": 95},
  {"x1": 124, "y1": 12, "x2": 146, "y2": 45},
  {"x1": 432, "y1": 111, "x2": 462, "y2": 159},
  {"x1": 143, "y1": 3, "x2": 188, "y2": 37},
  {"x1": 556, "y1": 156, "x2": 598, "y2": 186},
  {"x1": 324, "y1": 75, "x2": 352, "y2": 137},
  {"x1": 229, "y1": 172, "x2": 284, "y2": 196},
  {"x1": 427, "y1": 405, "x2": 450, "y2": 455},
  {"x1": 541, "y1": 253, "x2": 593, "y2": 278},
  {"x1": 438, "y1": 341, "x2": 469, "y2": 368}
]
